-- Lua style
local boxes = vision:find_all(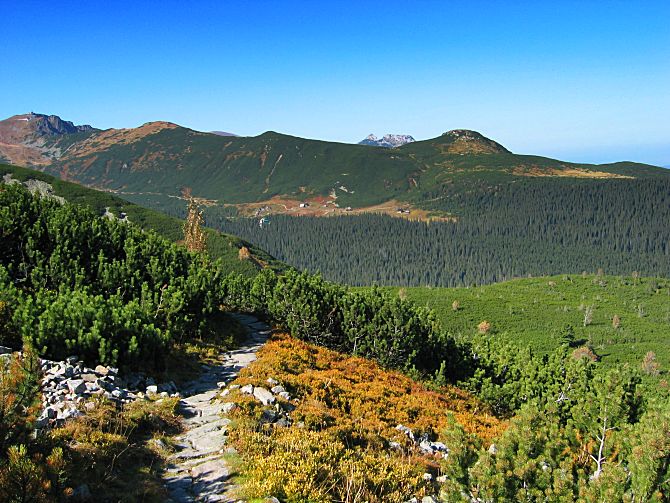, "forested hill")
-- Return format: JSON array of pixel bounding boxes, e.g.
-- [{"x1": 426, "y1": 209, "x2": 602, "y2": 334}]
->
[
  {"x1": 1, "y1": 113, "x2": 668, "y2": 218},
  {"x1": 0, "y1": 163, "x2": 281, "y2": 276},
  {"x1": 213, "y1": 177, "x2": 670, "y2": 287}
]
